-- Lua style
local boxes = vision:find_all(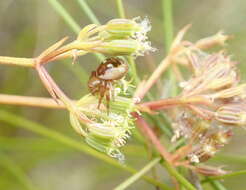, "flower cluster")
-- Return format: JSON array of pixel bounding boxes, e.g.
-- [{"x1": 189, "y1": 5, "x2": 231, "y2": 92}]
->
[
  {"x1": 73, "y1": 17, "x2": 155, "y2": 57},
  {"x1": 69, "y1": 91, "x2": 137, "y2": 162},
  {"x1": 34, "y1": 17, "x2": 155, "y2": 66},
  {"x1": 171, "y1": 44, "x2": 246, "y2": 168}
]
